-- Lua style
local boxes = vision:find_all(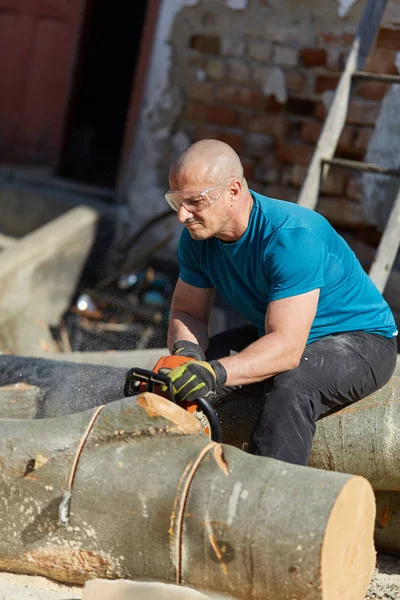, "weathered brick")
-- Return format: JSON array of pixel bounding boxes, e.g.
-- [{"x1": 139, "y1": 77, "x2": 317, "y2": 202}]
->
[
  {"x1": 239, "y1": 113, "x2": 289, "y2": 138},
  {"x1": 227, "y1": 59, "x2": 252, "y2": 83},
  {"x1": 287, "y1": 96, "x2": 316, "y2": 117},
  {"x1": 354, "y1": 81, "x2": 391, "y2": 101},
  {"x1": 264, "y1": 95, "x2": 285, "y2": 112},
  {"x1": 222, "y1": 38, "x2": 246, "y2": 57},
  {"x1": 286, "y1": 71, "x2": 308, "y2": 94},
  {"x1": 318, "y1": 32, "x2": 354, "y2": 45},
  {"x1": 247, "y1": 180, "x2": 265, "y2": 194},
  {"x1": 317, "y1": 197, "x2": 369, "y2": 229},
  {"x1": 315, "y1": 100, "x2": 327, "y2": 120},
  {"x1": 338, "y1": 125, "x2": 356, "y2": 150},
  {"x1": 217, "y1": 131, "x2": 245, "y2": 153},
  {"x1": 206, "y1": 58, "x2": 226, "y2": 80},
  {"x1": 316, "y1": 90, "x2": 335, "y2": 119},
  {"x1": 193, "y1": 125, "x2": 218, "y2": 141},
  {"x1": 287, "y1": 119, "x2": 305, "y2": 138},
  {"x1": 216, "y1": 86, "x2": 264, "y2": 110},
  {"x1": 365, "y1": 48, "x2": 397, "y2": 74},
  {"x1": 326, "y1": 48, "x2": 343, "y2": 71},
  {"x1": 276, "y1": 142, "x2": 314, "y2": 166},
  {"x1": 188, "y1": 56, "x2": 208, "y2": 71},
  {"x1": 245, "y1": 133, "x2": 274, "y2": 158},
  {"x1": 186, "y1": 81, "x2": 215, "y2": 102},
  {"x1": 346, "y1": 175, "x2": 364, "y2": 202},
  {"x1": 303, "y1": 123, "x2": 354, "y2": 149},
  {"x1": 248, "y1": 40, "x2": 273, "y2": 62},
  {"x1": 301, "y1": 120, "x2": 322, "y2": 144},
  {"x1": 255, "y1": 156, "x2": 280, "y2": 184},
  {"x1": 185, "y1": 103, "x2": 239, "y2": 127},
  {"x1": 241, "y1": 158, "x2": 255, "y2": 180},
  {"x1": 320, "y1": 169, "x2": 349, "y2": 196},
  {"x1": 346, "y1": 101, "x2": 381, "y2": 126},
  {"x1": 265, "y1": 185, "x2": 298, "y2": 202},
  {"x1": 252, "y1": 65, "x2": 272, "y2": 86},
  {"x1": 190, "y1": 35, "x2": 221, "y2": 55},
  {"x1": 354, "y1": 127, "x2": 373, "y2": 151},
  {"x1": 272, "y1": 45, "x2": 299, "y2": 67},
  {"x1": 193, "y1": 126, "x2": 245, "y2": 154},
  {"x1": 290, "y1": 164, "x2": 308, "y2": 187},
  {"x1": 376, "y1": 27, "x2": 400, "y2": 51},
  {"x1": 300, "y1": 48, "x2": 327, "y2": 67},
  {"x1": 315, "y1": 74, "x2": 340, "y2": 94},
  {"x1": 281, "y1": 166, "x2": 294, "y2": 186}
]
